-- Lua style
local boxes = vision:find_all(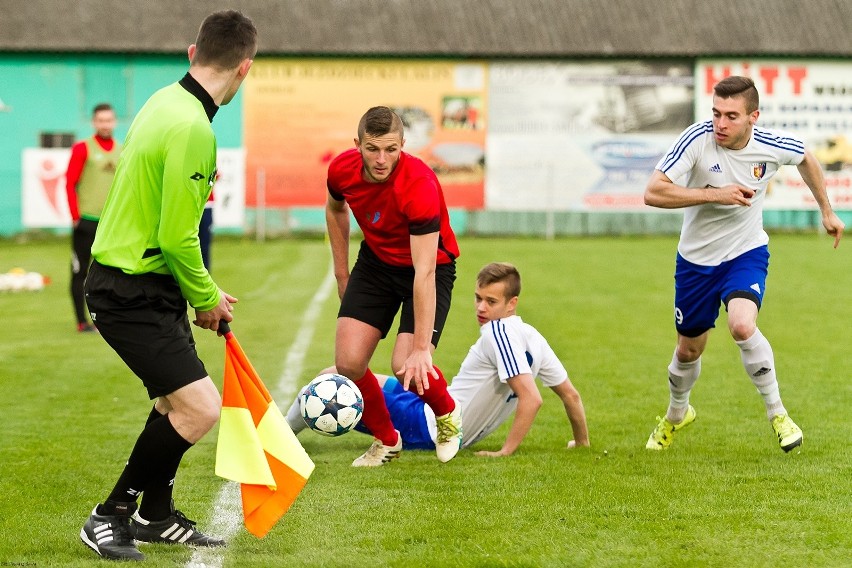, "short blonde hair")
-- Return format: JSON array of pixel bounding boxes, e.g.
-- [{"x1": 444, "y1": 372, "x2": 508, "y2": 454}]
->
[{"x1": 476, "y1": 262, "x2": 521, "y2": 299}]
